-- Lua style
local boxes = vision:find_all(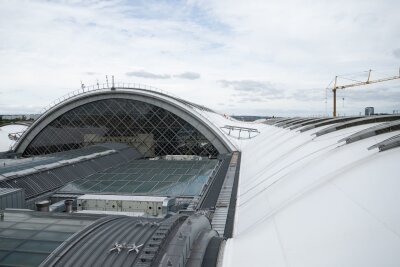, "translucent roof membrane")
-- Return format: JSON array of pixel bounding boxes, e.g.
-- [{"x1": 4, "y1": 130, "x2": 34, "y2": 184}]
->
[
  {"x1": 58, "y1": 159, "x2": 219, "y2": 196},
  {"x1": 0, "y1": 211, "x2": 96, "y2": 267}
]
